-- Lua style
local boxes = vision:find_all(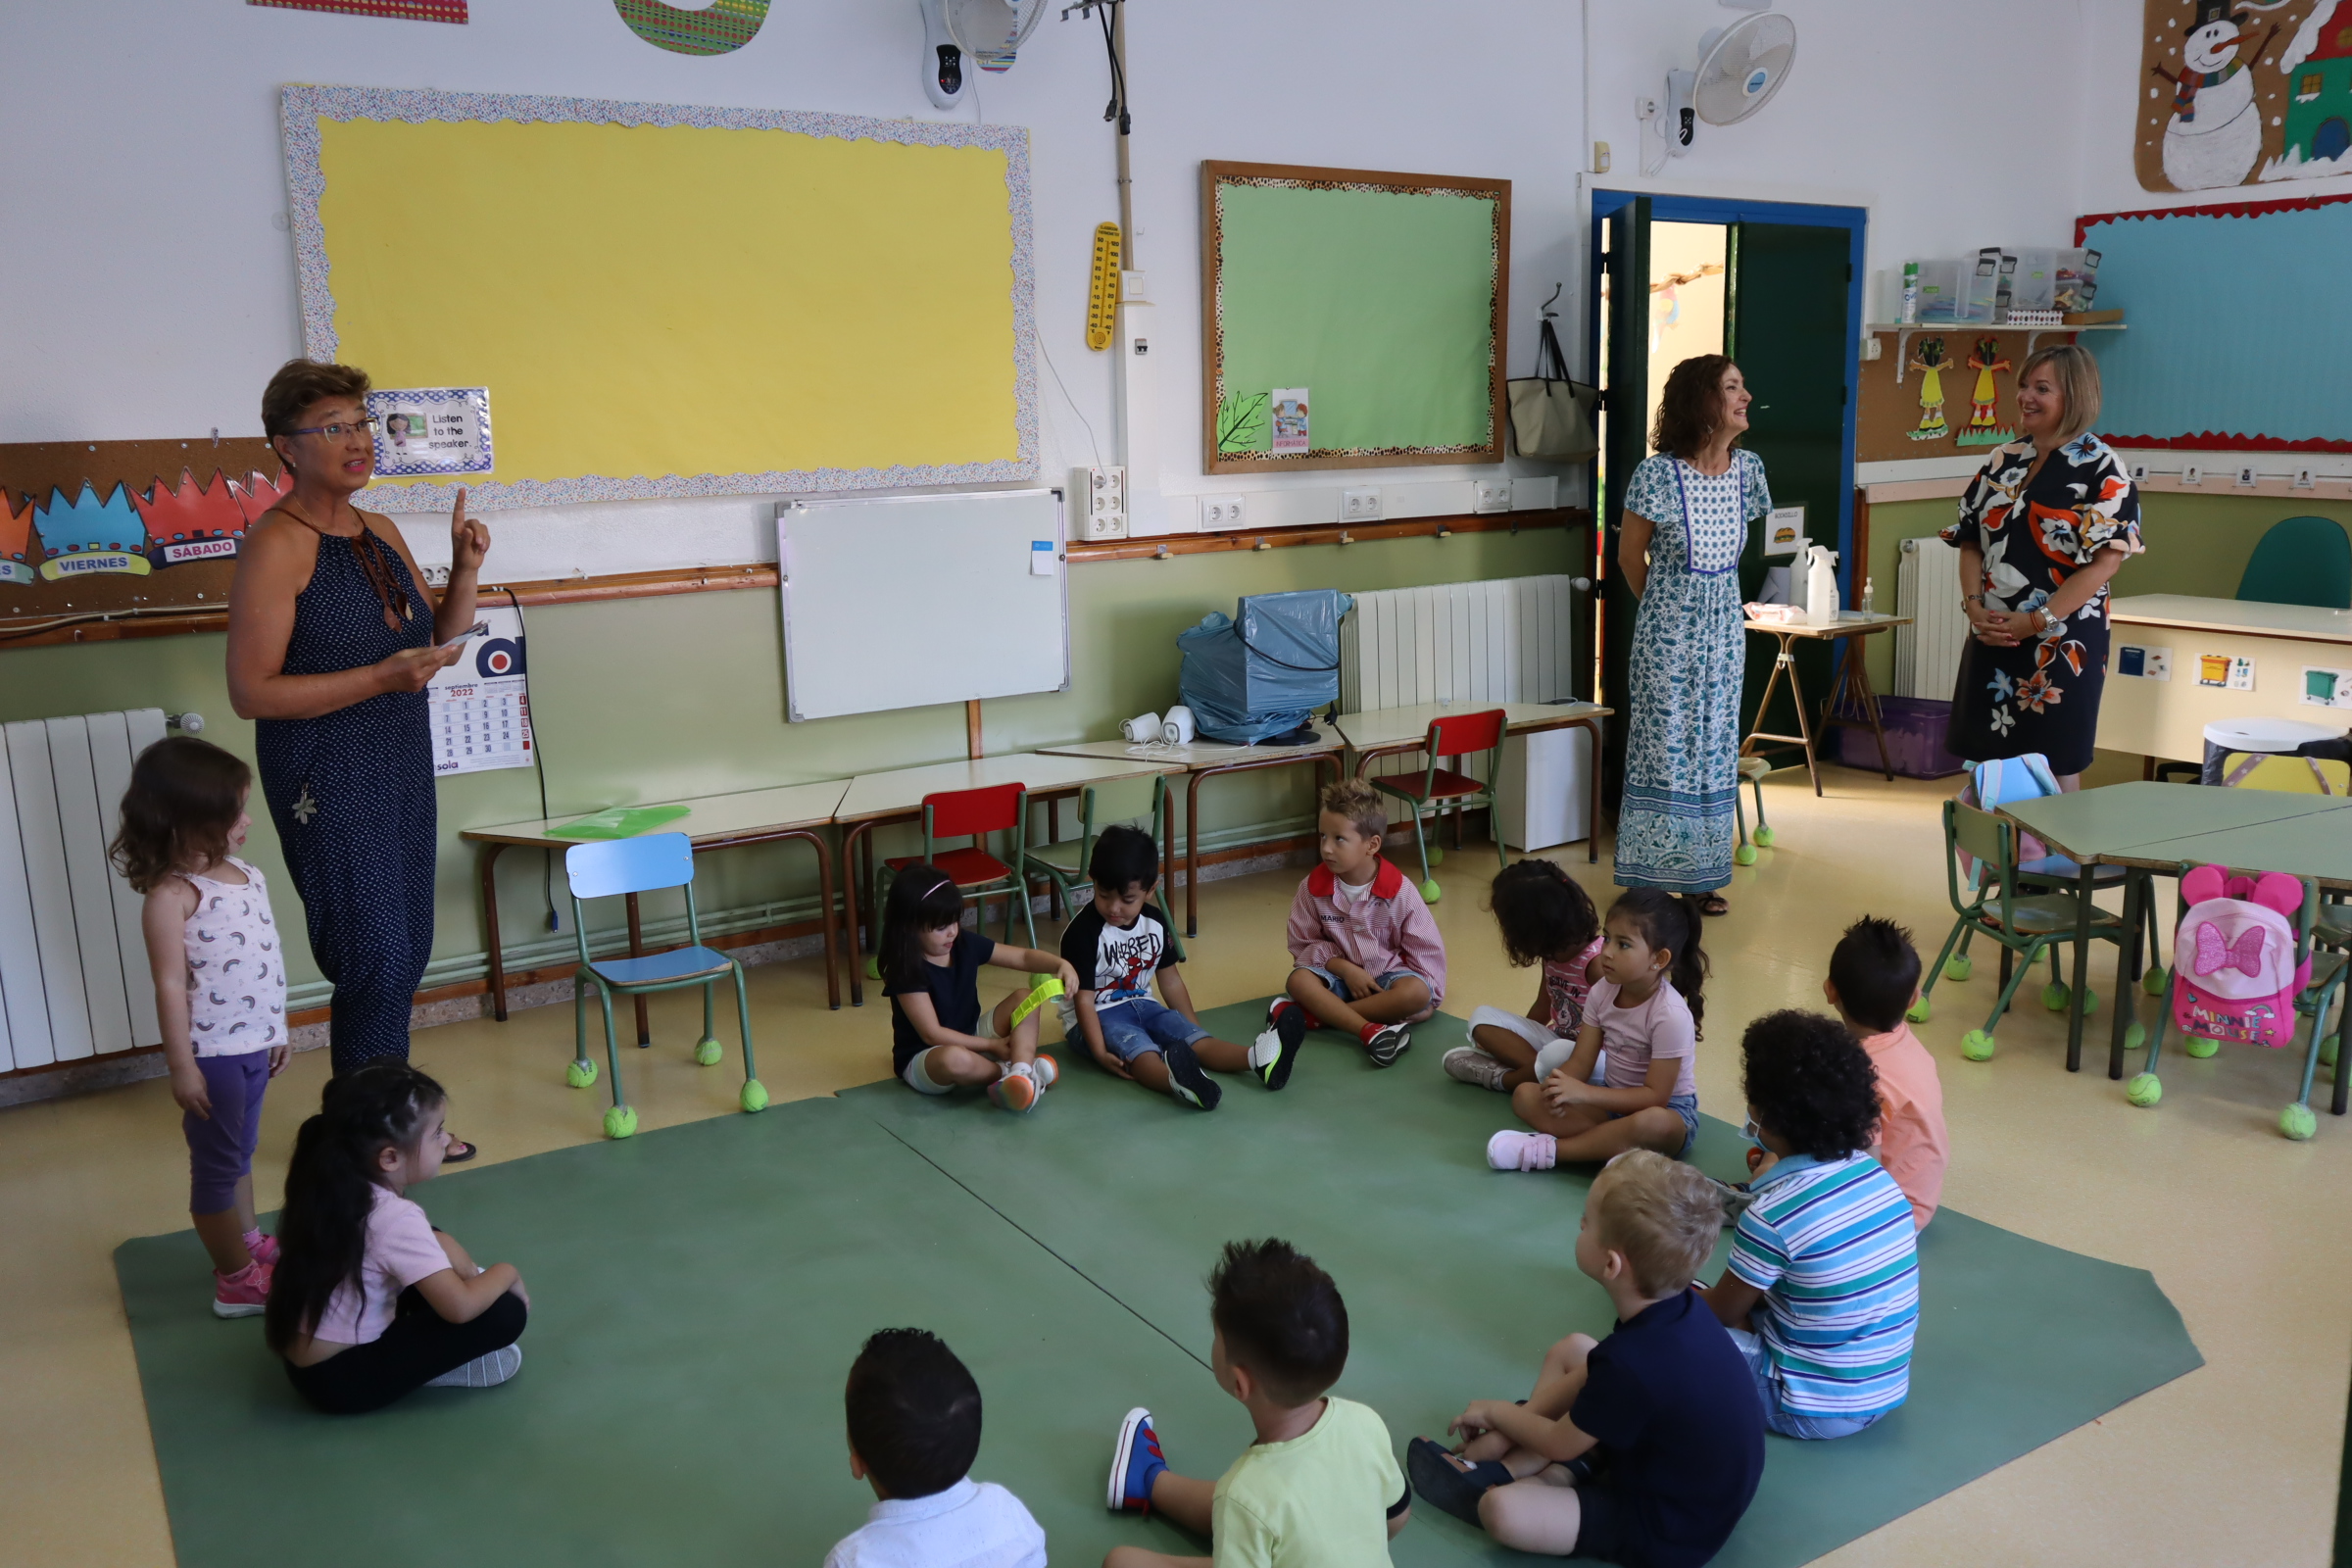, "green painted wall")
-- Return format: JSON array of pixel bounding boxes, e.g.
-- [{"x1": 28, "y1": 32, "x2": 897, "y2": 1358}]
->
[{"x1": 1, "y1": 529, "x2": 1578, "y2": 1006}]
